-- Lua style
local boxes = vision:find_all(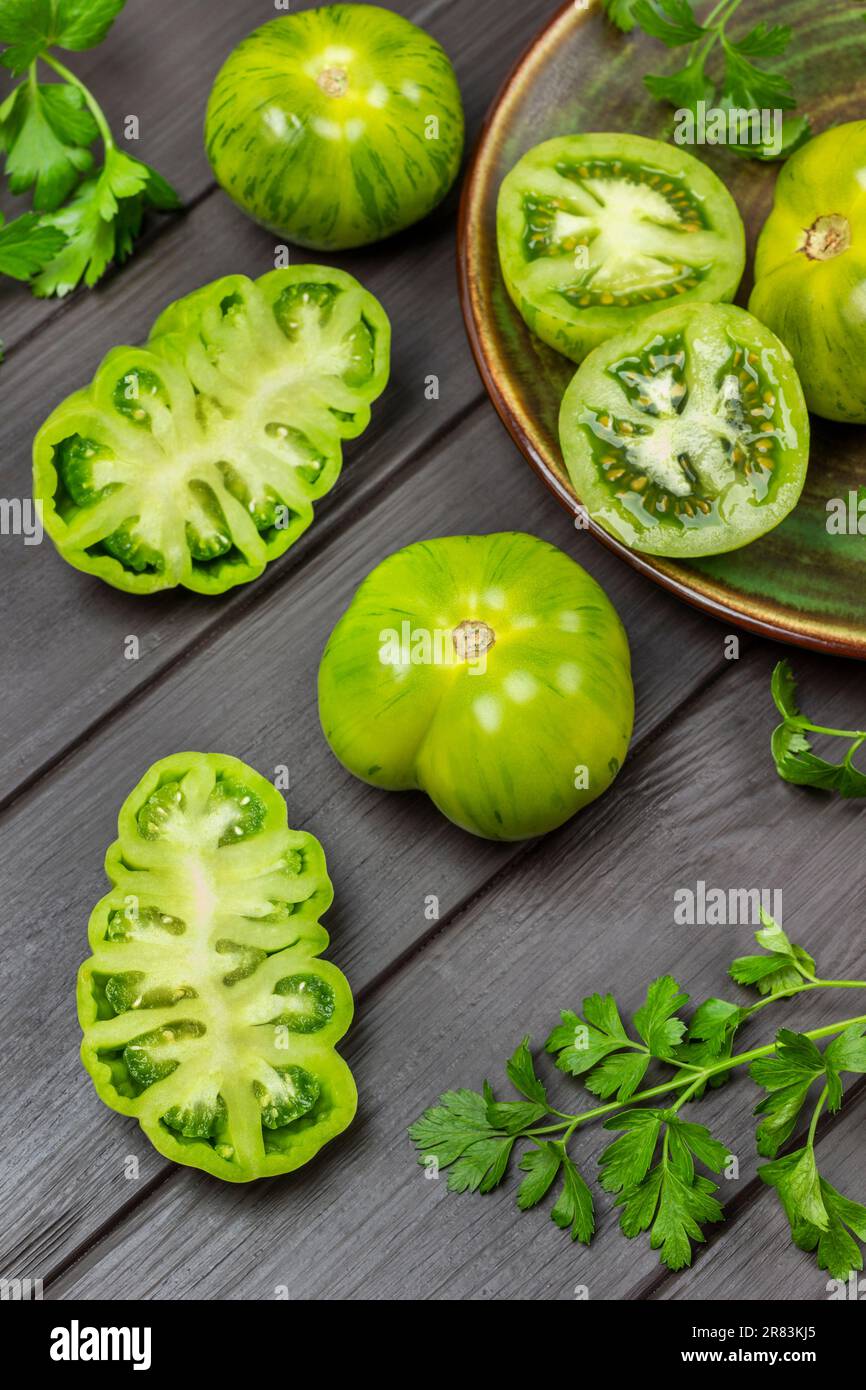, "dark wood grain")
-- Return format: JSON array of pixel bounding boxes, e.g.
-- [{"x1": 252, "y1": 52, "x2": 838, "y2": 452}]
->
[
  {"x1": 0, "y1": 391, "x2": 736, "y2": 1281},
  {"x1": 48, "y1": 643, "x2": 866, "y2": 1300},
  {"x1": 2, "y1": 0, "x2": 864, "y2": 1304}
]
